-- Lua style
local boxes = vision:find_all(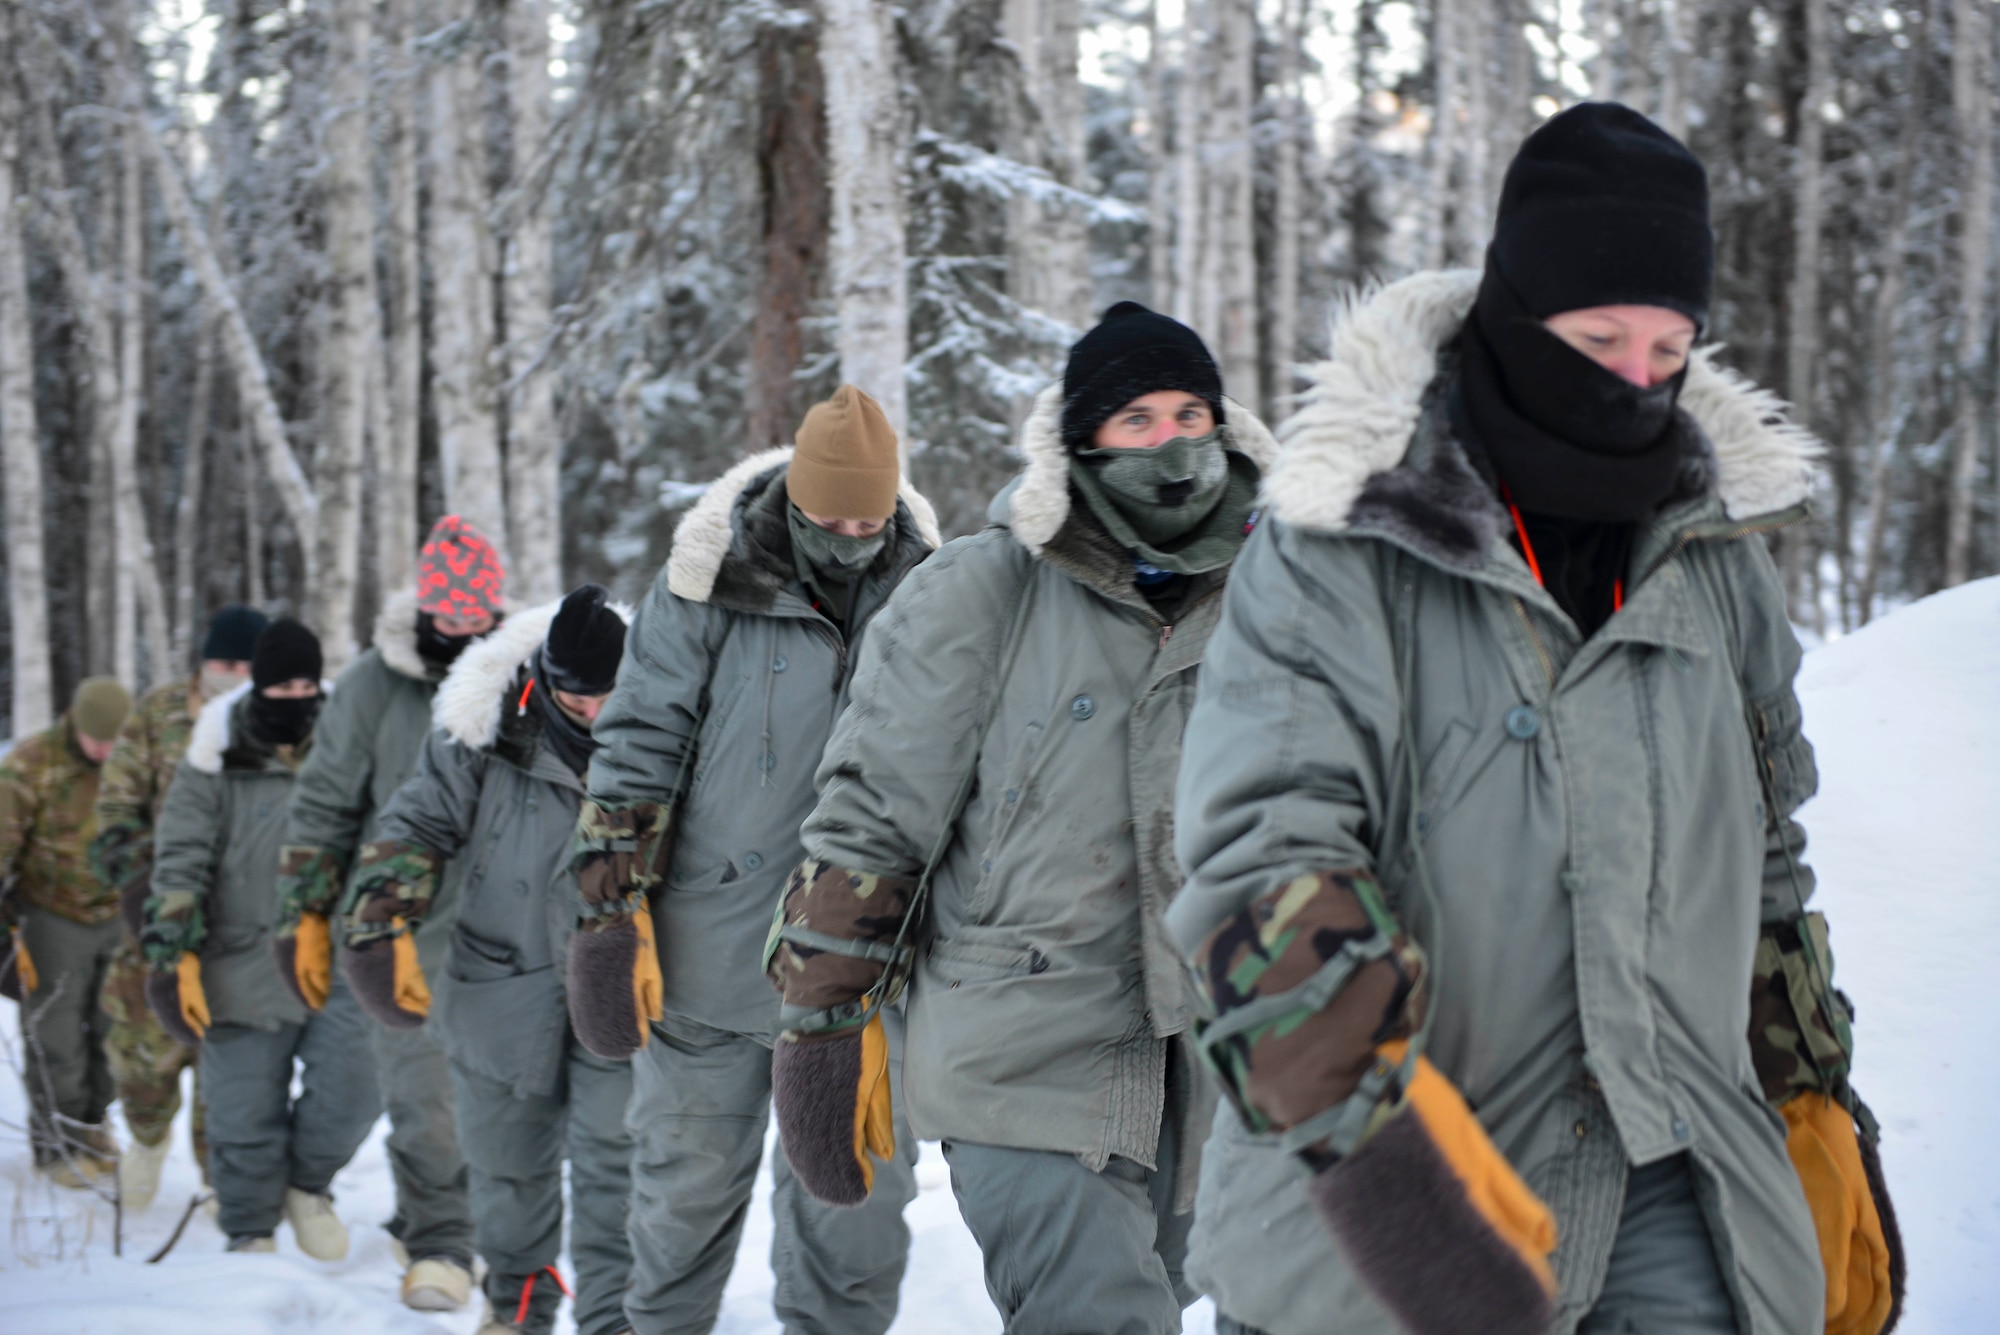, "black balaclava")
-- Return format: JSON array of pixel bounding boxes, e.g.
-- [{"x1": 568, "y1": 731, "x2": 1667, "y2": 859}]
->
[
  {"x1": 532, "y1": 584, "x2": 626, "y2": 776},
  {"x1": 417, "y1": 612, "x2": 488, "y2": 675},
  {"x1": 247, "y1": 618, "x2": 323, "y2": 747}
]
